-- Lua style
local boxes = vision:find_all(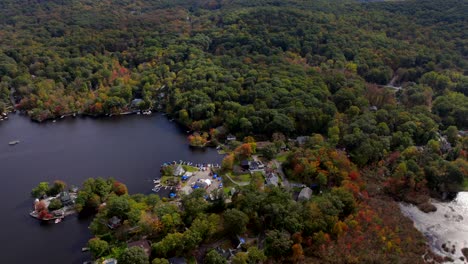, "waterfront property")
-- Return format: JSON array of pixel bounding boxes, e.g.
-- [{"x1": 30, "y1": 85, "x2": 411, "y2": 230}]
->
[
  {"x1": 156, "y1": 161, "x2": 224, "y2": 198},
  {"x1": 29, "y1": 191, "x2": 77, "y2": 222}
]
